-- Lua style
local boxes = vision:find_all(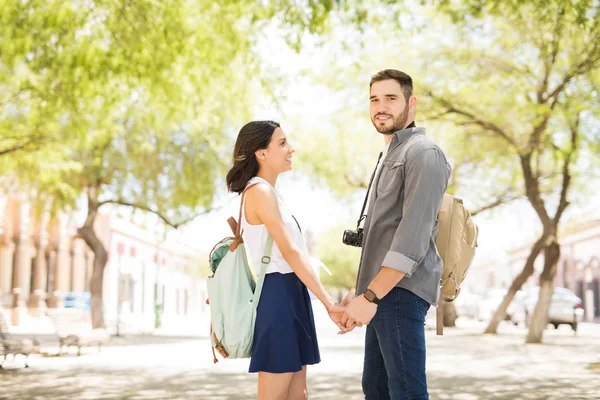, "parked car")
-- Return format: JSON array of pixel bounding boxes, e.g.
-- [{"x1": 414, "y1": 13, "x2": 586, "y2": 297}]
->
[
  {"x1": 453, "y1": 292, "x2": 483, "y2": 320},
  {"x1": 512, "y1": 286, "x2": 584, "y2": 332},
  {"x1": 63, "y1": 292, "x2": 91, "y2": 312},
  {"x1": 477, "y1": 289, "x2": 520, "y2": 323}
]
